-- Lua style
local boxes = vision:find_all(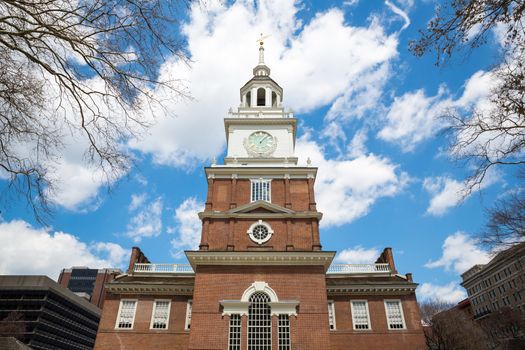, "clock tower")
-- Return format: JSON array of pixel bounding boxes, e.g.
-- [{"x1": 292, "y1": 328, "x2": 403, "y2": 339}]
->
[{"x1": 186, "y1": 40, "x2": 334, "y2": 349}]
